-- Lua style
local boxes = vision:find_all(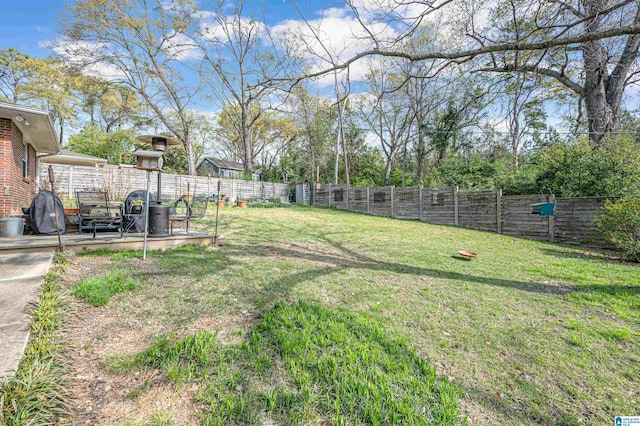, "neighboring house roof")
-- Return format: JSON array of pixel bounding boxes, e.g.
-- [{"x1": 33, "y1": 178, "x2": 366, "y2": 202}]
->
[
  {"x1": 197, "y1": 157, "x2": 244, "y2": 171},
  {"x1": 39, "y1": 150, "x2": 108, "y2": 167},
  {"x1": 0, "y1": 101, "x2": 59, "y2": 154}
]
